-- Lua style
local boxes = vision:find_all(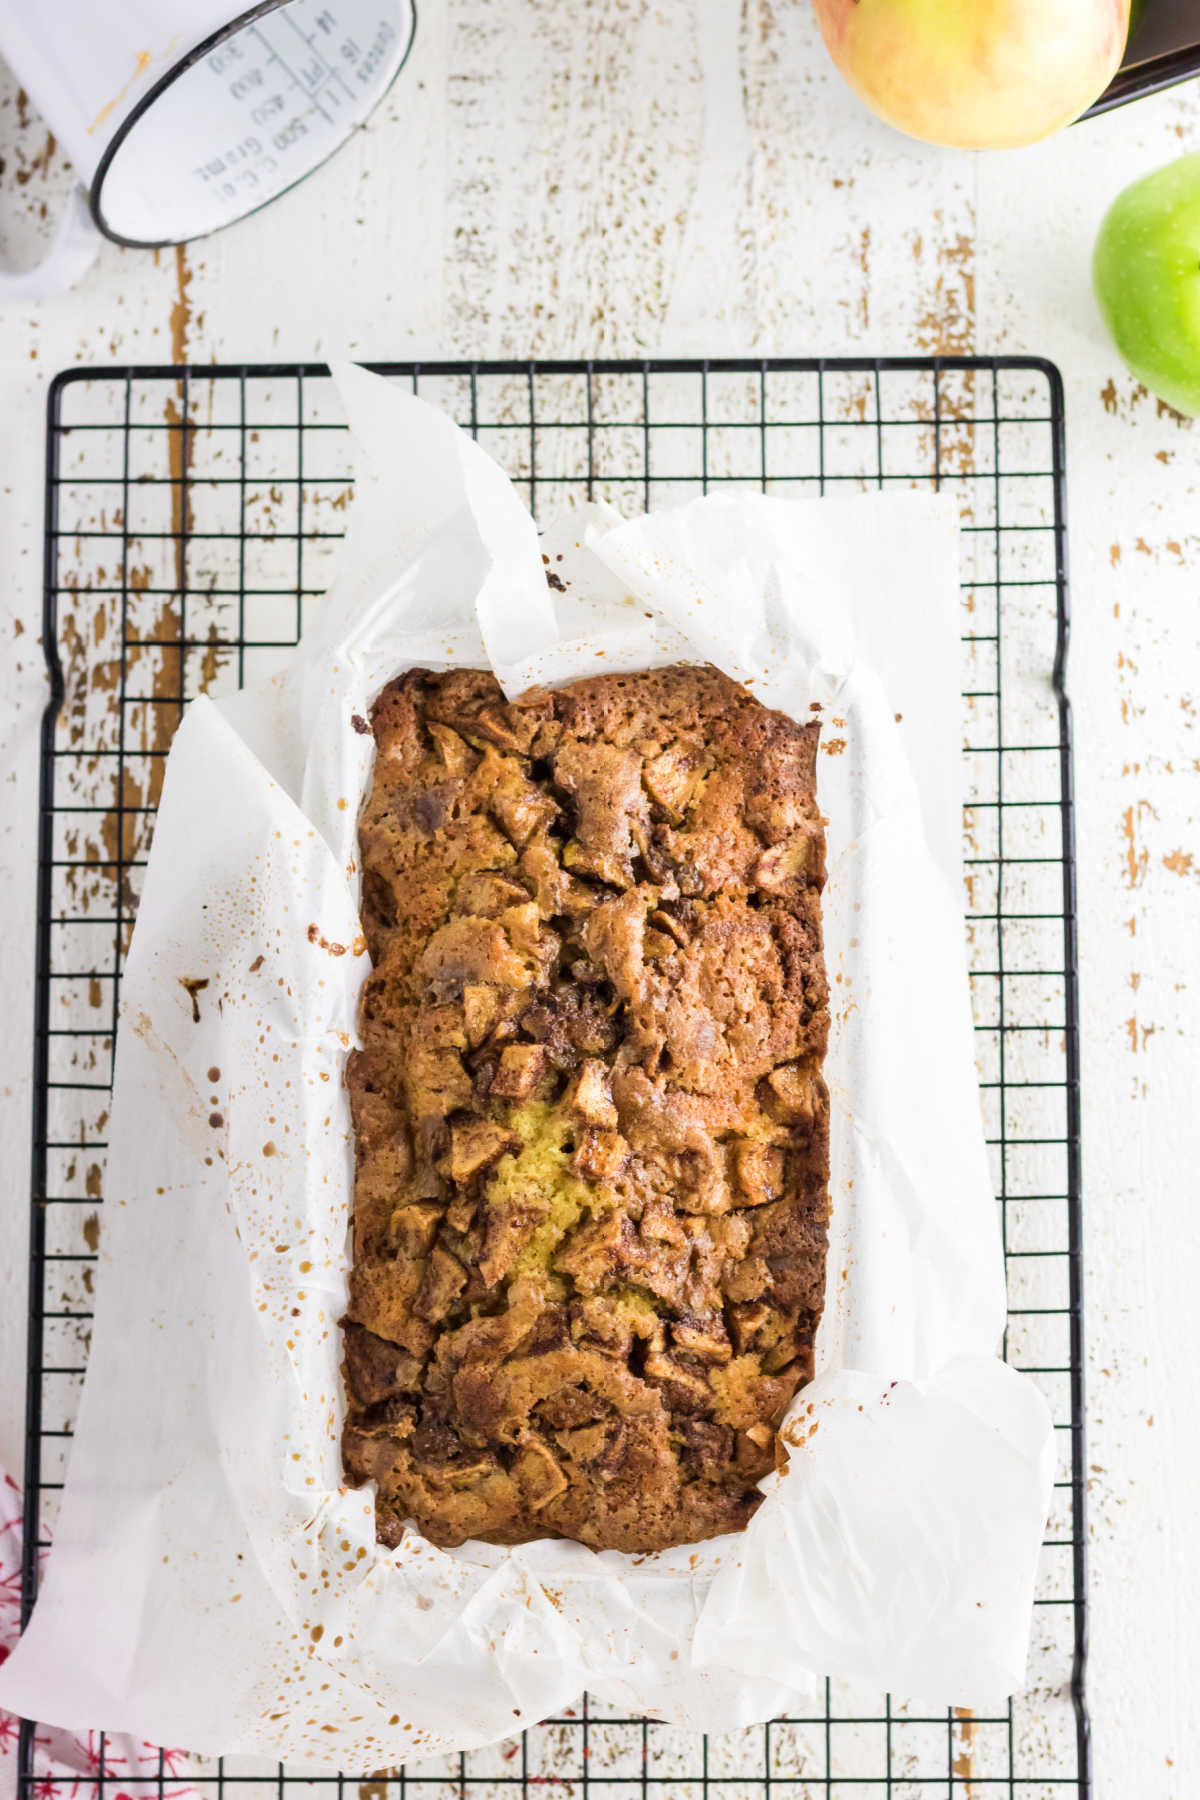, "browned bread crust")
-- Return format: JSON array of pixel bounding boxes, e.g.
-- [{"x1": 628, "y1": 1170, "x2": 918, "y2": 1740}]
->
[{"x1": 342, "y1": 664, "x2": 829, "y2": 1553}]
